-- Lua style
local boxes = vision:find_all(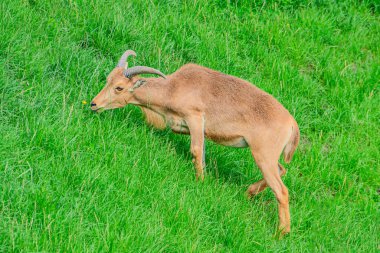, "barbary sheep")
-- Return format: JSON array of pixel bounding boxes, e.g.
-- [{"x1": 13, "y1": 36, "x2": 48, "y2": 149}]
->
[{"x1": 91, "y1": 49, "x2": 300, "y2": 234}]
